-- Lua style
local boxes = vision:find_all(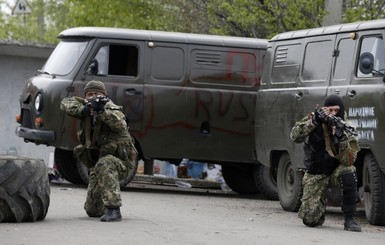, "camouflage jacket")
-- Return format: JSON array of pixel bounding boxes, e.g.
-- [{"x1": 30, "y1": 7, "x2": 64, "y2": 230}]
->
[
  {"x1": 290, "y1": 113, "x2": 360, "y2": 173},
  {"x1": 60, "y1": 96, "x2": 133, "y2": 158}
]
